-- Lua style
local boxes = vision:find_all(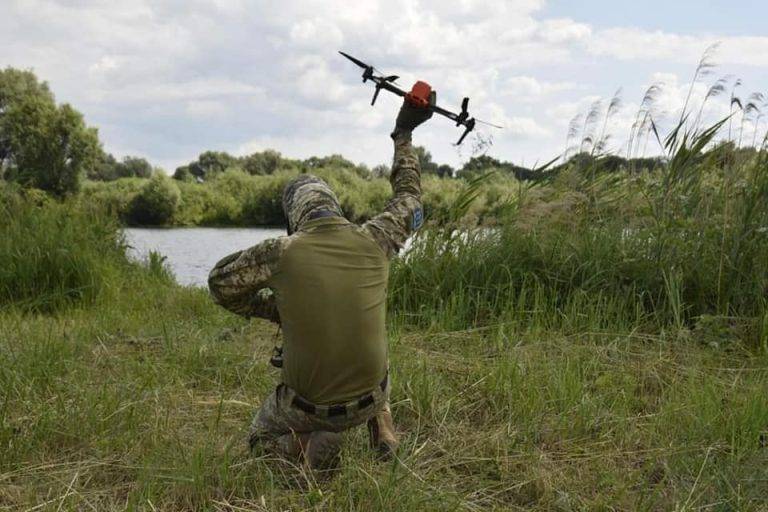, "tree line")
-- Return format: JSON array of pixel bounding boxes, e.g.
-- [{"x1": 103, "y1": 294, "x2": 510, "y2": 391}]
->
[{"x1": 1, "y1": 65, "x2": 678, "y2": 202}]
